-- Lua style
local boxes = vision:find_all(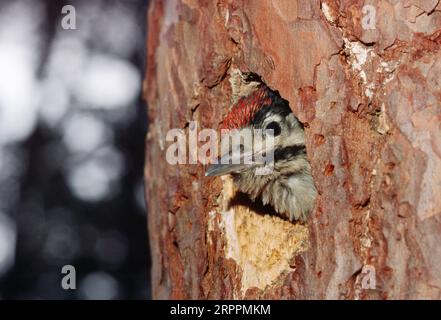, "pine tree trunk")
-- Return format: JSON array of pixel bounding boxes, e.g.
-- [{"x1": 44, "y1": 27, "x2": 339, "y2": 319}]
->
[{"x1": 144, "y1": 0, "x2": 441, "y2": 299}]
